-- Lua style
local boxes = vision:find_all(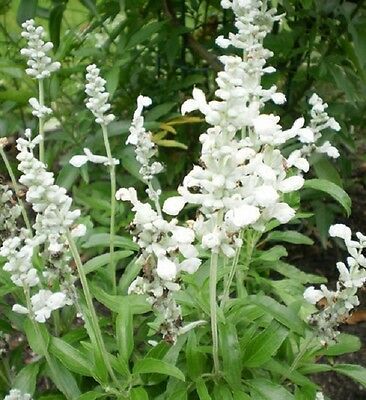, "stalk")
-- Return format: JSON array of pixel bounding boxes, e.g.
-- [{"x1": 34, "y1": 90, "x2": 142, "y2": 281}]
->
[
  {"x1": 101, "y1": 124, "x2": 117, "y2": 293},
  {"x1": 210, "y1": 211, "x2": 223, "y2": 375},
  {"x1": 0, "y1": 145, "x2": 32, "y2": 233},
  {"x1": 221, "y1": 230, "x2": 244, "y2": 308},
  {"x1": 210, "y1": 248, "x2": 220, "y2": 374},
  {"x1": 38, "y1": 80, "x2": 45, "y2": 163},
  {"x1": 148, "y1": 181, "x2": 162, "y2": 216},
  {"x1": 65, "y1": 230, "x2": 120, "y2": 387}
]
